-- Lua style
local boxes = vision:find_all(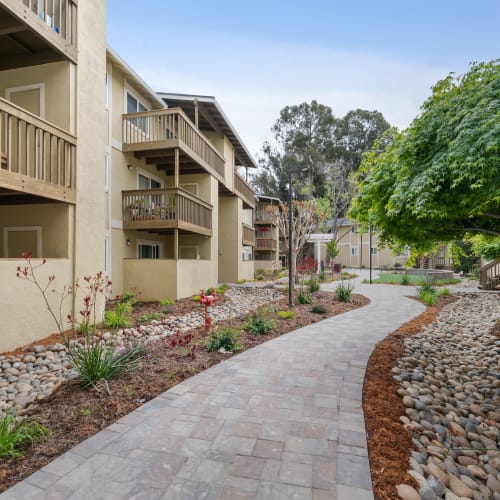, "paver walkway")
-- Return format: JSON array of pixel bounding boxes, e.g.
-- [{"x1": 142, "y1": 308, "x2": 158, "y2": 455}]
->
[{"x1": 2, "y1": 271, "x2": 425, "y2": 500}]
